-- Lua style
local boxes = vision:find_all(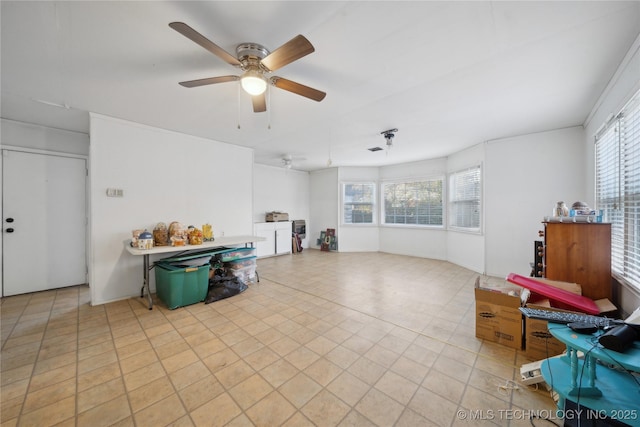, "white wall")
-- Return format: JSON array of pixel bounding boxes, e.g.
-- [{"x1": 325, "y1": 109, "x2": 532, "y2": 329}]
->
[
  {"x1": 89, "y1": 114, "x2": 253, "y2": 305},
  {"x1": 337, "y1": 167, "x2": 379, "y2": 252},
  {"x1": 253, "y1": 164, "x2": 310, "y2": 247},
  {"x1": 379, "y1": 158, "x2": 448, "y2": 260},
  {"x1": 379, "y1": 227, "x2": 447, "y2": 260},
  {"x1": 584, "y1": 34, "x2": 640, "y2": 316},
  {"x1": 309, "y1": 168, "x2": 339, "y2": 249},
  {"x1": 1, "y1": 118, "x2": 89, "y2": 155},
  {"x1": 484, "y1": 126, "x2": 586, "y2": 278}
]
